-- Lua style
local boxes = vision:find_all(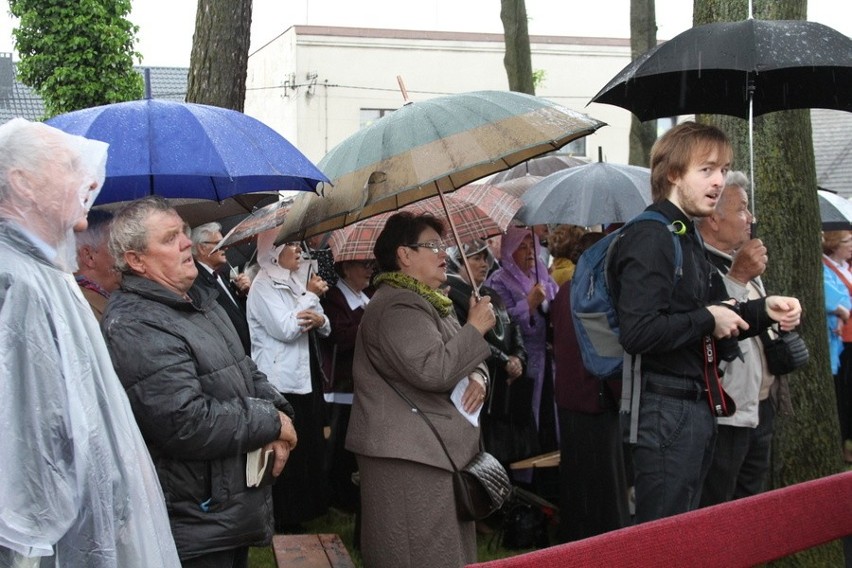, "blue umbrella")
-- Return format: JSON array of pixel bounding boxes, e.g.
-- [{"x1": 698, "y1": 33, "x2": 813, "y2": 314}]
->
[{"x1": 46, "y1": 100, "x2": 328, "y2": 205}]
